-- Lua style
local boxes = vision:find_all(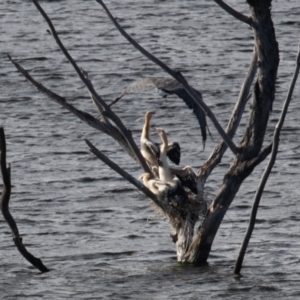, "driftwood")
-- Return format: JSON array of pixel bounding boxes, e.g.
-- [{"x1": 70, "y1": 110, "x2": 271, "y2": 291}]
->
[
  {"x1": 8, "y1": 0, "x2": 299, "y2": 272},
  {"x1": 0, "y1": 127, "x2": 49, "y2": 273}
]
